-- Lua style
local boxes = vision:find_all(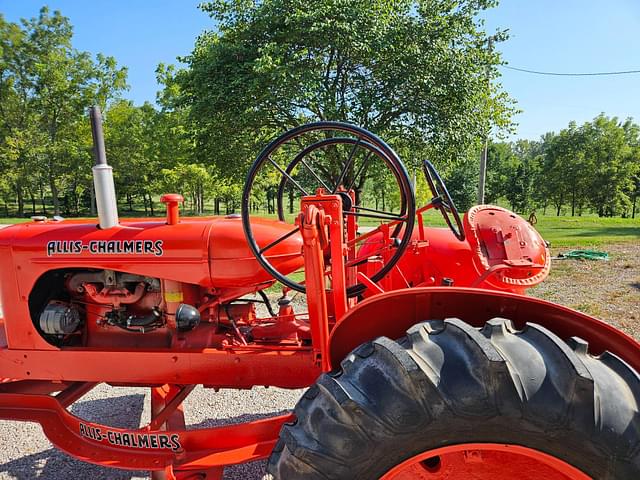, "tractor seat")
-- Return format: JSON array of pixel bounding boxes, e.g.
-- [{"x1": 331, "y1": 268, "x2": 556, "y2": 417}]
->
[{"x1": 464, "y1": 205, "x2": 550, "y2": 288}]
